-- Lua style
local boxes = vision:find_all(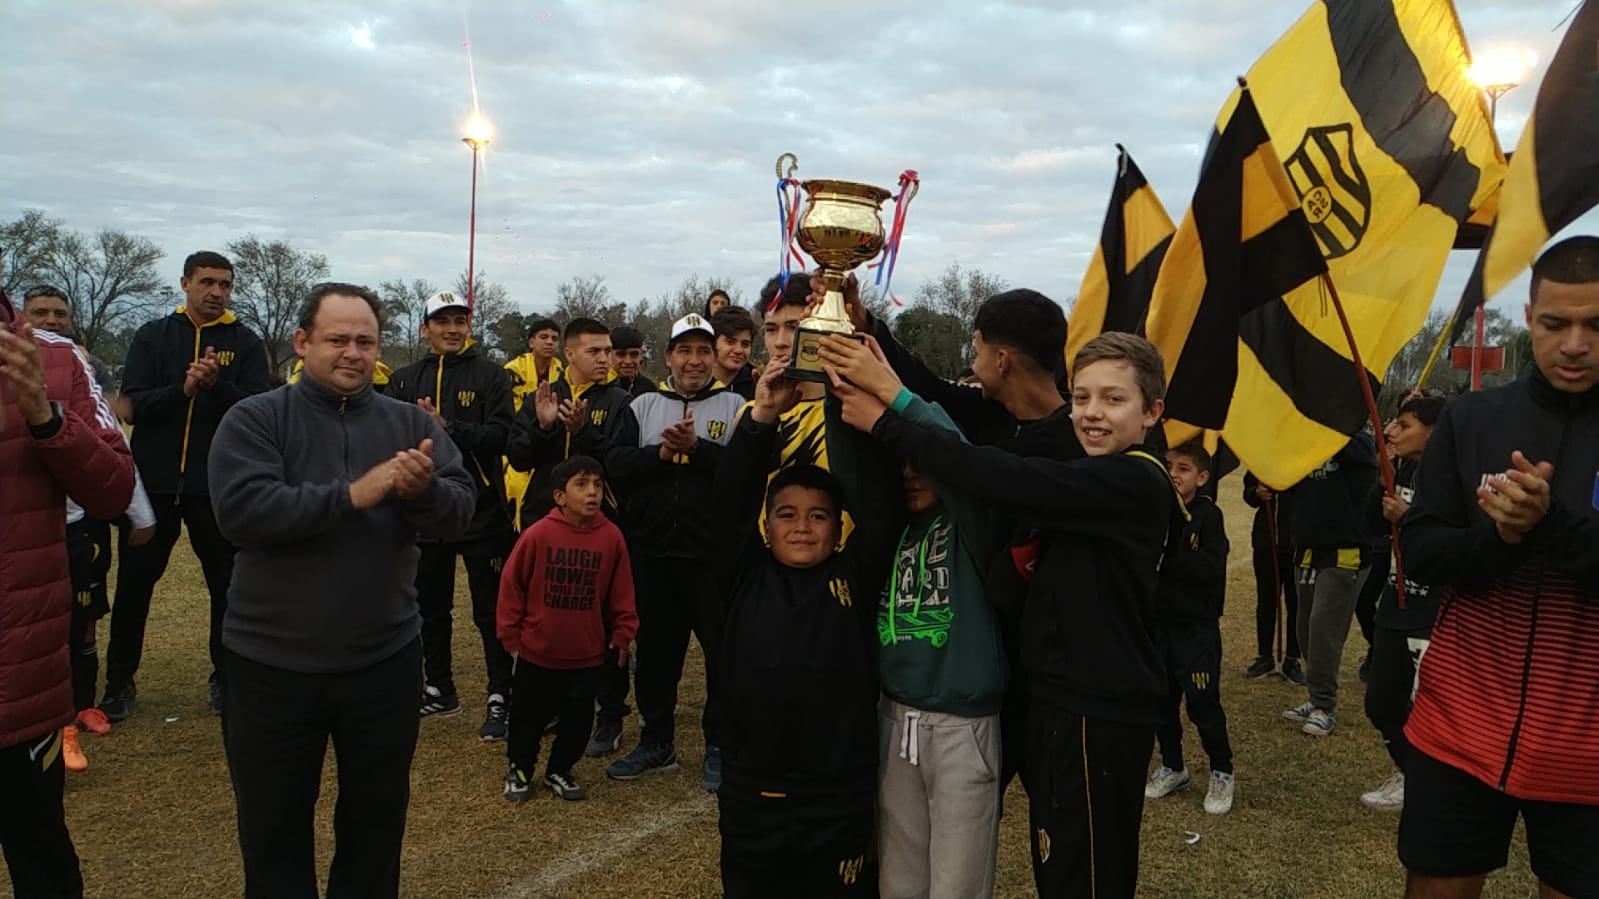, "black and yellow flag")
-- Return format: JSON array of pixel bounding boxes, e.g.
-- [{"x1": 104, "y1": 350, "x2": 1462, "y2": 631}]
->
[
  {"x1": 1146, "y1": 87, "x2": 1328, "y2": 449},
  {"x1": 1197, "y1": 0, "x2": 1504, "y2": 488},
  {"x1": 1450, "y1": 0, "x2": 1599, "y2": 344},
  {"x1": 1067, "y1": 146, "x2": 1175, "y2": 377}
]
